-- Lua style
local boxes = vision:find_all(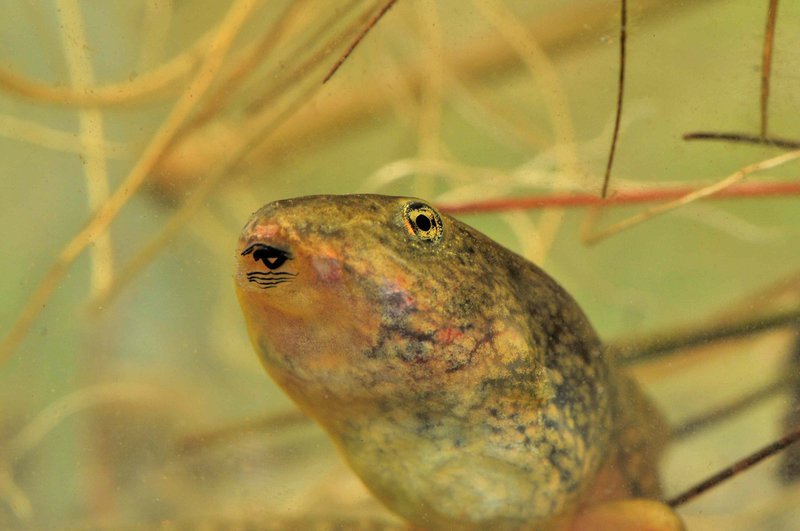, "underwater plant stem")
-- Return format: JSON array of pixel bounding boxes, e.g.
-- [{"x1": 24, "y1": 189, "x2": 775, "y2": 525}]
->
[
  {"x1": 187, "y1": 0, "x2": 308, "y2": 131},
  {"x1": 0, "y1": 0, "x2": 260, "y2": 365},
  {"x1": 667, "y1": 426, "x2": 800, "y2": 507},
  {"x1": 608, "y1": 308, "x2": 800, "y2": 365},
  {"x1": 601, "y1": 0, "x2": 626, "y2": 198},
  {"x1": 177, "y1": 409, "x2": 310, "y2": 454},
  {"x1": 0, "y1": 26, "x2": 211, "y2": 107},
  {"x1": 612, "y1": 307, "x2": 800, "y2": 364},
  {"x1": 415, "y1": 0, "x2": 445, "y2": 199},
  {"x1": 57, "y1": 0, "x2": 113, "y2": 298},
  {"x1": 6, "y1": 383, "x2": 165, "y2": 461},
  {"x1": 323, "y1": 0, "x2": 398, "y2": 84},
  {"x1": 244, "y1": 1, "x2": 701, "y2": 172},
  {"x1": 780, "y1": 329, "x2": 800, "y2": 481},
  {"x1": 671, "y1": 375, "x2": 794, "y2": 440},
  {"x1": 136, "y1": 0, "x2": 174, "y2": 73},
  {"x1": 582, "y1": 149, "x2": 800, "y2": 244},
  {"x1": 472, "y1": 0, "x2": 579, "y2": 179},
  {"x1": 437, "y1": 180, "x2": 800, "y2": 214},
  {"x1": 0, "y1": 468, "x2": 32, "y2": 524},
  {"x1": 472, "y1": 0, "x2": 580, "y2": 262},
  {"x1": 0, "y1": 113, "x2": 128, "y2": 156},
  {"x1": 684, "y1": 131, "x2": 800, "y2": 150},
  {"x1": 761, "y1": 0, "x2": 779, "y2": 138},
  {"x1": 246, "y1": 0, "x2": 367, "y2": 114},
  {"x1": 90, "y1": 70, "x2": 326, "y2": 312}
]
